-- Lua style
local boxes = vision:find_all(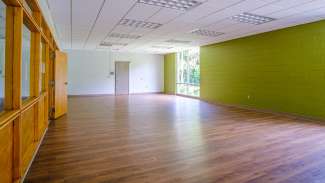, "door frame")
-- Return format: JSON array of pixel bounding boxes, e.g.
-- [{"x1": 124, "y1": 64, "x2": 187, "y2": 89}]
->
[{"x1": 115, "y1": 61, "x2": 130, "y2": 95}]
